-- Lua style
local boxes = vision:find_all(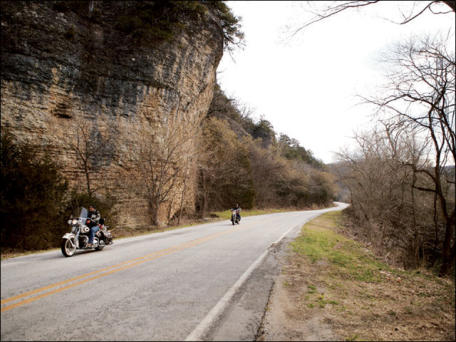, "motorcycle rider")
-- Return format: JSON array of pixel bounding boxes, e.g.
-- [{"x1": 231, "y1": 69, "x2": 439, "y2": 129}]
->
[
  {"x1": 87, "y1": 205, "x2": 101, "y2": 248},
  {"x1": 231, "y1": 203, "x2": 241, "y2": 222}
]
